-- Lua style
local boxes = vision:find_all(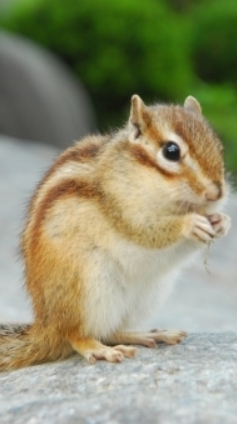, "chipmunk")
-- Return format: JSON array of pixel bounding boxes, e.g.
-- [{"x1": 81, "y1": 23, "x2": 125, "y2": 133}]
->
[{"x1": 0, "y1": 95, "x2": 231, "y2": 371}]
